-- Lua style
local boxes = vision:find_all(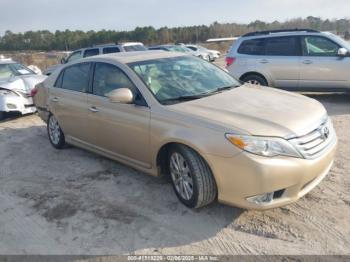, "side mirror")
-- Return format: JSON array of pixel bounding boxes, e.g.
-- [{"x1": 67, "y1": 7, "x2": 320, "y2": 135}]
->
[
  {"x1": 107, "y1": 88, "x2": 134, "y2": 104},
  {"x1": 338, "y1": 48, "x2": 348, "y2": 57},
  {"x1": 60, "y1": 57, "x2": 67, "y2": 64}
]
